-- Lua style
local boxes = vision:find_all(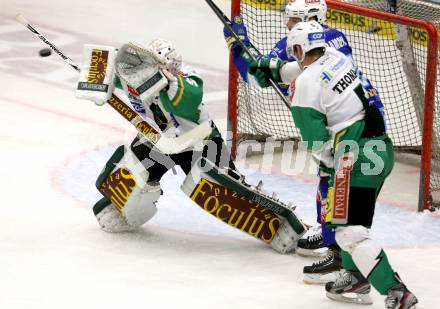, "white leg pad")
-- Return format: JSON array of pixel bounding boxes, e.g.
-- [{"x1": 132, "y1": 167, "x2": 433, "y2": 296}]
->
[
  {"x1": 335, "y1": 225, "x2": 370, "y2": 253},
  {"x1": 336, "y1": 225, "x2": 383, "y2": 277}
]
